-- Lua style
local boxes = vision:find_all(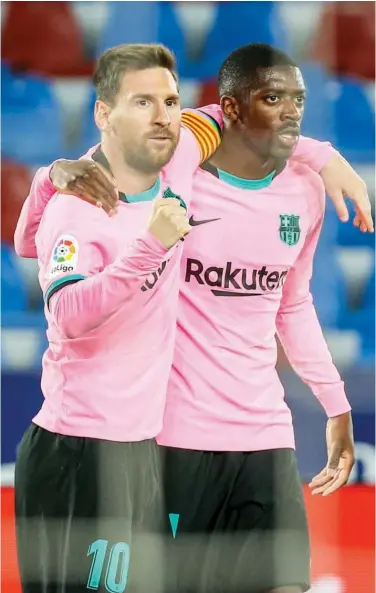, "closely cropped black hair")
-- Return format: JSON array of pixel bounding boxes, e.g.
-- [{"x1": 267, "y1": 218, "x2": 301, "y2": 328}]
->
[{"x1": 218, "y1": 43, "x2": 298, "y2": 100}]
